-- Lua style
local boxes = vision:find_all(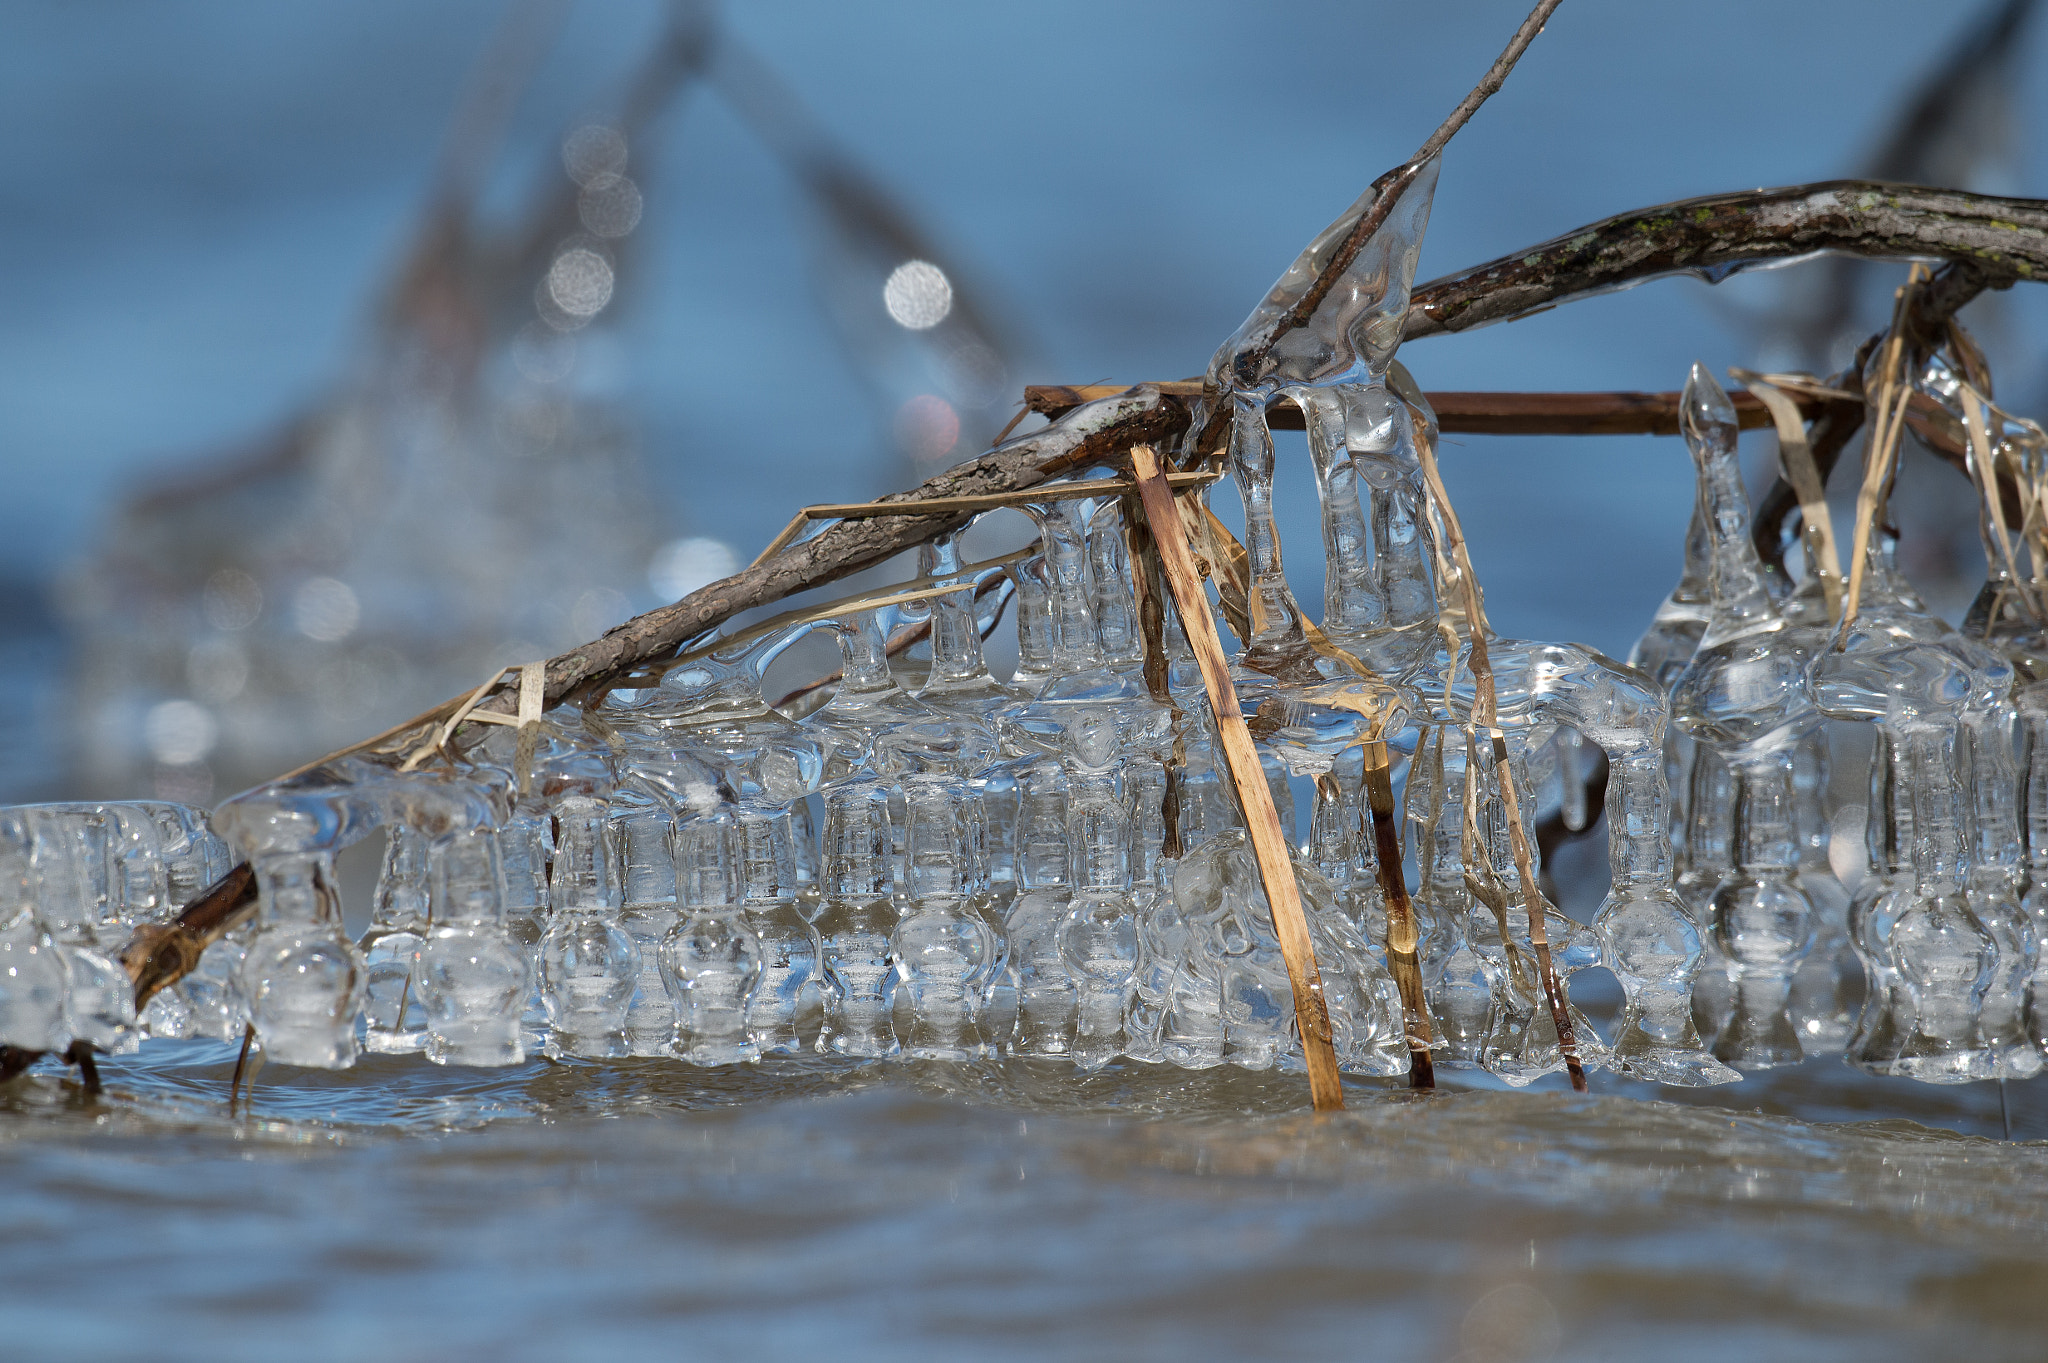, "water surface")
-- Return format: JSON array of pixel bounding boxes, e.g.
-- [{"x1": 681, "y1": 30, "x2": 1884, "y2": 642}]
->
[{"x1": 4, "y1": 1044, "x2": 2046, "y2": 1361}]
